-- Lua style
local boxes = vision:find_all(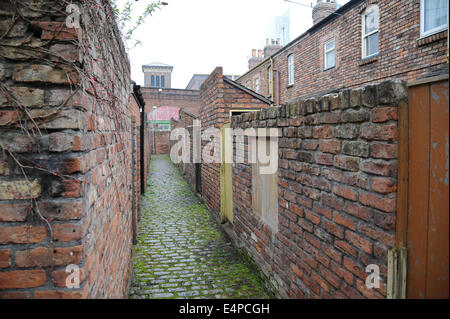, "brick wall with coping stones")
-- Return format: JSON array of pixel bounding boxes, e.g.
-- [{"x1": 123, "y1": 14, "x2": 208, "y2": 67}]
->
[
  {"x1": 171, "y1": 109, "x2": 199, "y2": 192},
  {"x1": 200, "y1": 67, "x2": 270, "y2": 216},
  {"x1": 141, "y1": 88, "x2": 201, "y2": 117},
  {"x1": 153, "y1": 131, "x2": 170, "y2": 155},
  {"x1": 0, "y1": 0, "x2": 145, "y2": 298},
  {"x1": 238, "y1": 0, "x2": 448, "y2": 103},
  {"x1": 230, "y1": 79, "x2": 407, "y2": 299}
]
